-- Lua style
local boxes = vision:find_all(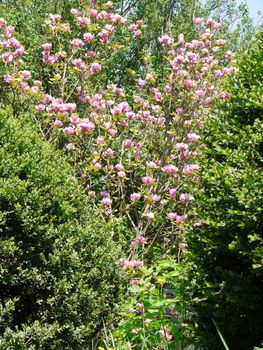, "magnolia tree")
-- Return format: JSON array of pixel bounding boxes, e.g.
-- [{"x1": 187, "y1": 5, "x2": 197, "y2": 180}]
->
[{"x1": 0, "y1": 1, "x2": 235, "y2": 345}]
